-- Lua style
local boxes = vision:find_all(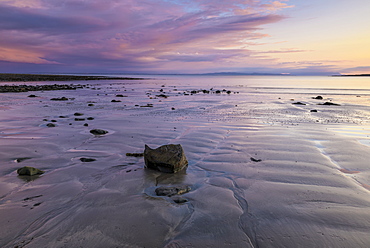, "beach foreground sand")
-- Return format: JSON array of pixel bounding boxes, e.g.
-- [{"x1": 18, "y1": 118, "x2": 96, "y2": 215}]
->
[{"x1": 0, "y1": 76, "x2": 370, "y2": 247}]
